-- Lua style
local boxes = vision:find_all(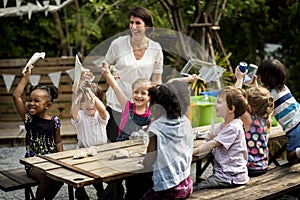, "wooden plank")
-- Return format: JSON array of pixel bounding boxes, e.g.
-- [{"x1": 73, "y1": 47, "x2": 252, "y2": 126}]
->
[
  {"x1": 46, "y1": 167, "x2": 95, "y2": 188},
  {"x1": 20, "y1": 156, "x2": 48, "y2": 166},
  {"x1": 189, "y1": 164, "x2": 299, "y2": 200},
  {"x1": 37, "y1": 155, "x2": 101, "y2": 179},
  {"x1": 0, "y1": 168, "x2": 39, "y2": 192}
]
